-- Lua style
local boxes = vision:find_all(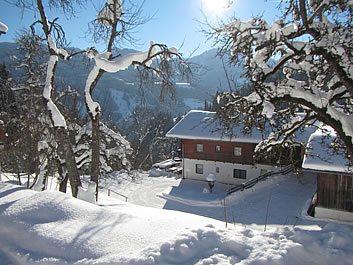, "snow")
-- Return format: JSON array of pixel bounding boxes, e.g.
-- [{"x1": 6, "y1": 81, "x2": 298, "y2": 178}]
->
[
  {"x1": 85, "y1": 42, "x2": 178, "y2": 118},
  {"x1": 84, "y1": 65, "x2": 102, "y2": 118},
  {"x1": 98, "y1": 0, "x2": 123, "y2": 27},
  {"x1": 166, "y1": 110, "x2": 263, "y2": 143},
  {"x1": 262, "y1": 100, "x2": 275, "y2": 119},
  {"x1": 206, "y1": 173, "x2": 216, "y2": 182},
  {"x1": 0, "y1": 21, "x2": 8, "y2": 34},
  {"x1": 93, "y1": 42, "x2": 158, "y2": 73},
  {"x1": 153, "y1": 160, "x2": 176, "y2": 169},
  {"x1": 77, "y1": 181, "x2": 97, "y2": 203},
  {"x1": 217, "y1": 2, "x2": 353, "y2": 157},
  {"x1": 1, "y1": 169, "x2": 353, "y2": 264},
  {"x1": 90, "y1": 41, "x2": 178, "y2": 73},
  {"x1": 43, "y1": 55, "x2": 67, "y2": 128},
  {"x1": 2, "y1": 171, "x2": 353, "y2": 264},
  {"x1": 47, "y1": 34, "x2": 69, "y2": 60},
  {"x1": 302, "y1": 127, "x2": 353, "y2": 174}
]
